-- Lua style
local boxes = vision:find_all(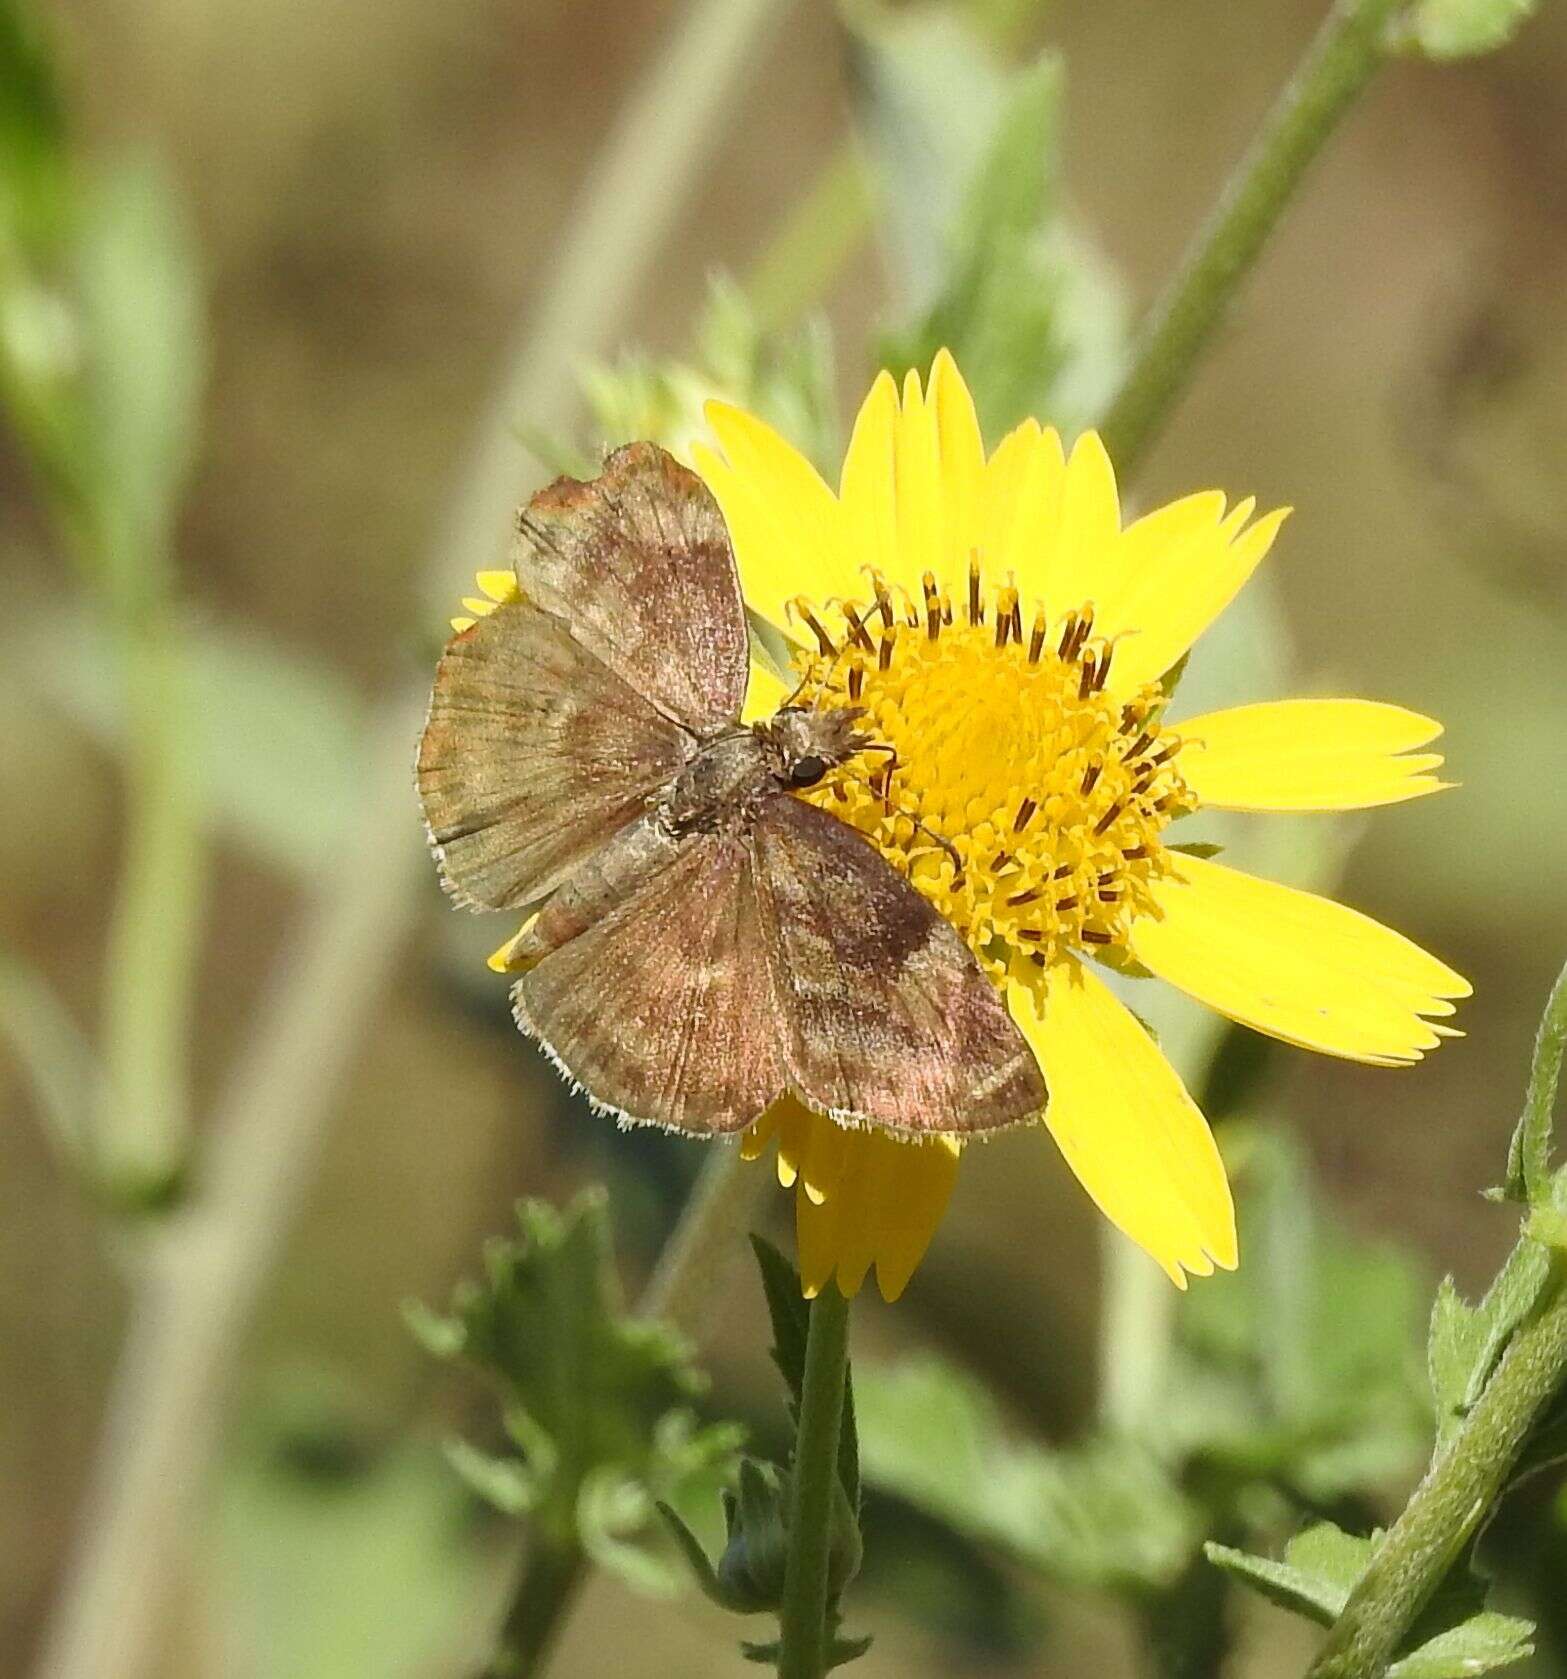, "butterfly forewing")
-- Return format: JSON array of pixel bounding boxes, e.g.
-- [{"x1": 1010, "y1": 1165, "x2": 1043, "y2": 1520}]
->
[
  {"x1": 751, "y1": 797, "x2": 1047, "y2": 1135},
  {"x1": 418, "y1": 598, "x2": 689, "y2": 911},
  {"x1": 514, "y1": 443, "x2": 749, "y2": 735},
  {"x1": 512, "y1": 830, "x2": 788, "y2": 1134}
]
